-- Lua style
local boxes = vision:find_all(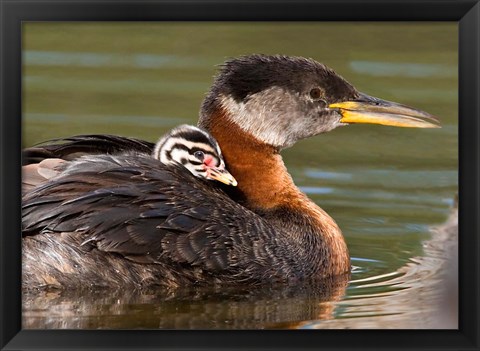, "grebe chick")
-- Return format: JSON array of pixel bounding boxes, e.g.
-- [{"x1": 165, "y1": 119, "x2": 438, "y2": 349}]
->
[
  {"x1": 22, "y1": 125, "x2": 236, "y2": 193},
  {"x1": 153, "y1": 124, "x2": 237, "y2": 186}
]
